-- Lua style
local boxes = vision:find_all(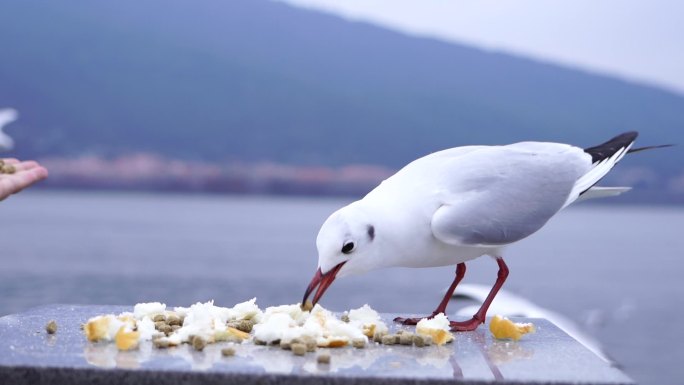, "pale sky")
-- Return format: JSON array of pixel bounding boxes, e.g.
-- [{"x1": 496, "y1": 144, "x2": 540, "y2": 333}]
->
[{"x1": 280, "y1": 0, "x2": 684, "y2": 95}]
